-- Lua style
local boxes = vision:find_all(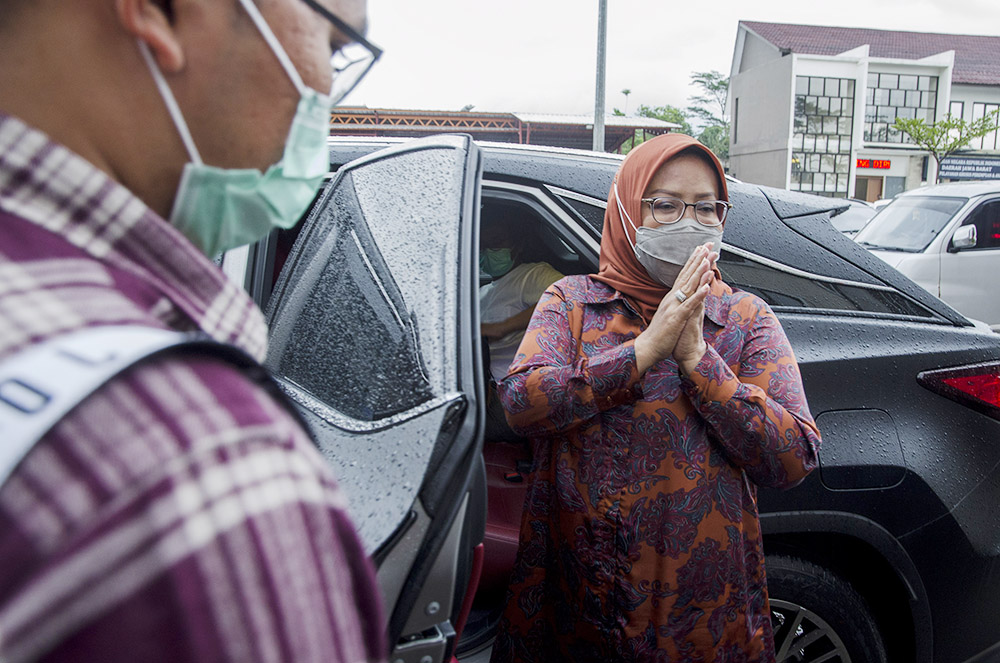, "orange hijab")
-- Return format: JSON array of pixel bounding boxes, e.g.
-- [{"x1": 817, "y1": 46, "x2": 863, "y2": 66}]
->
[{"x1": 592, "y1": 133, "x2": 729, "y2": 321}]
